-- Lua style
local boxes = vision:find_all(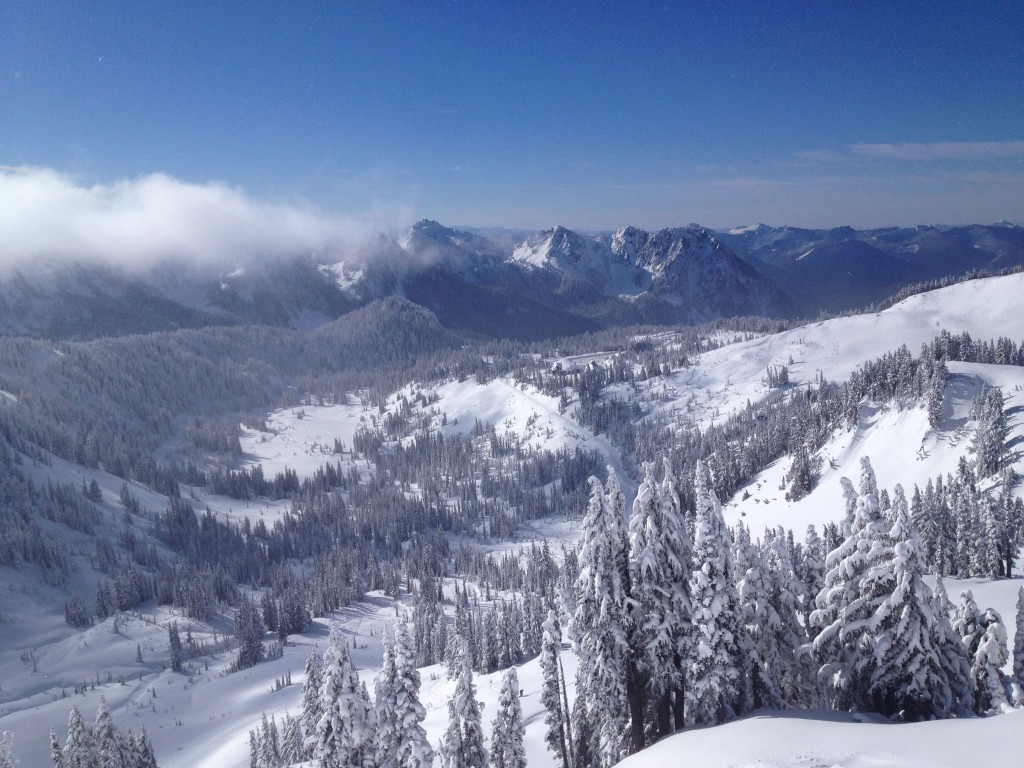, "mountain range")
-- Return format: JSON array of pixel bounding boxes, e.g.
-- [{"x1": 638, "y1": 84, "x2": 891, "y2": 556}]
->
[{"x1": 0, "y1": 220, "x2": 1020, "y2": 341}]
